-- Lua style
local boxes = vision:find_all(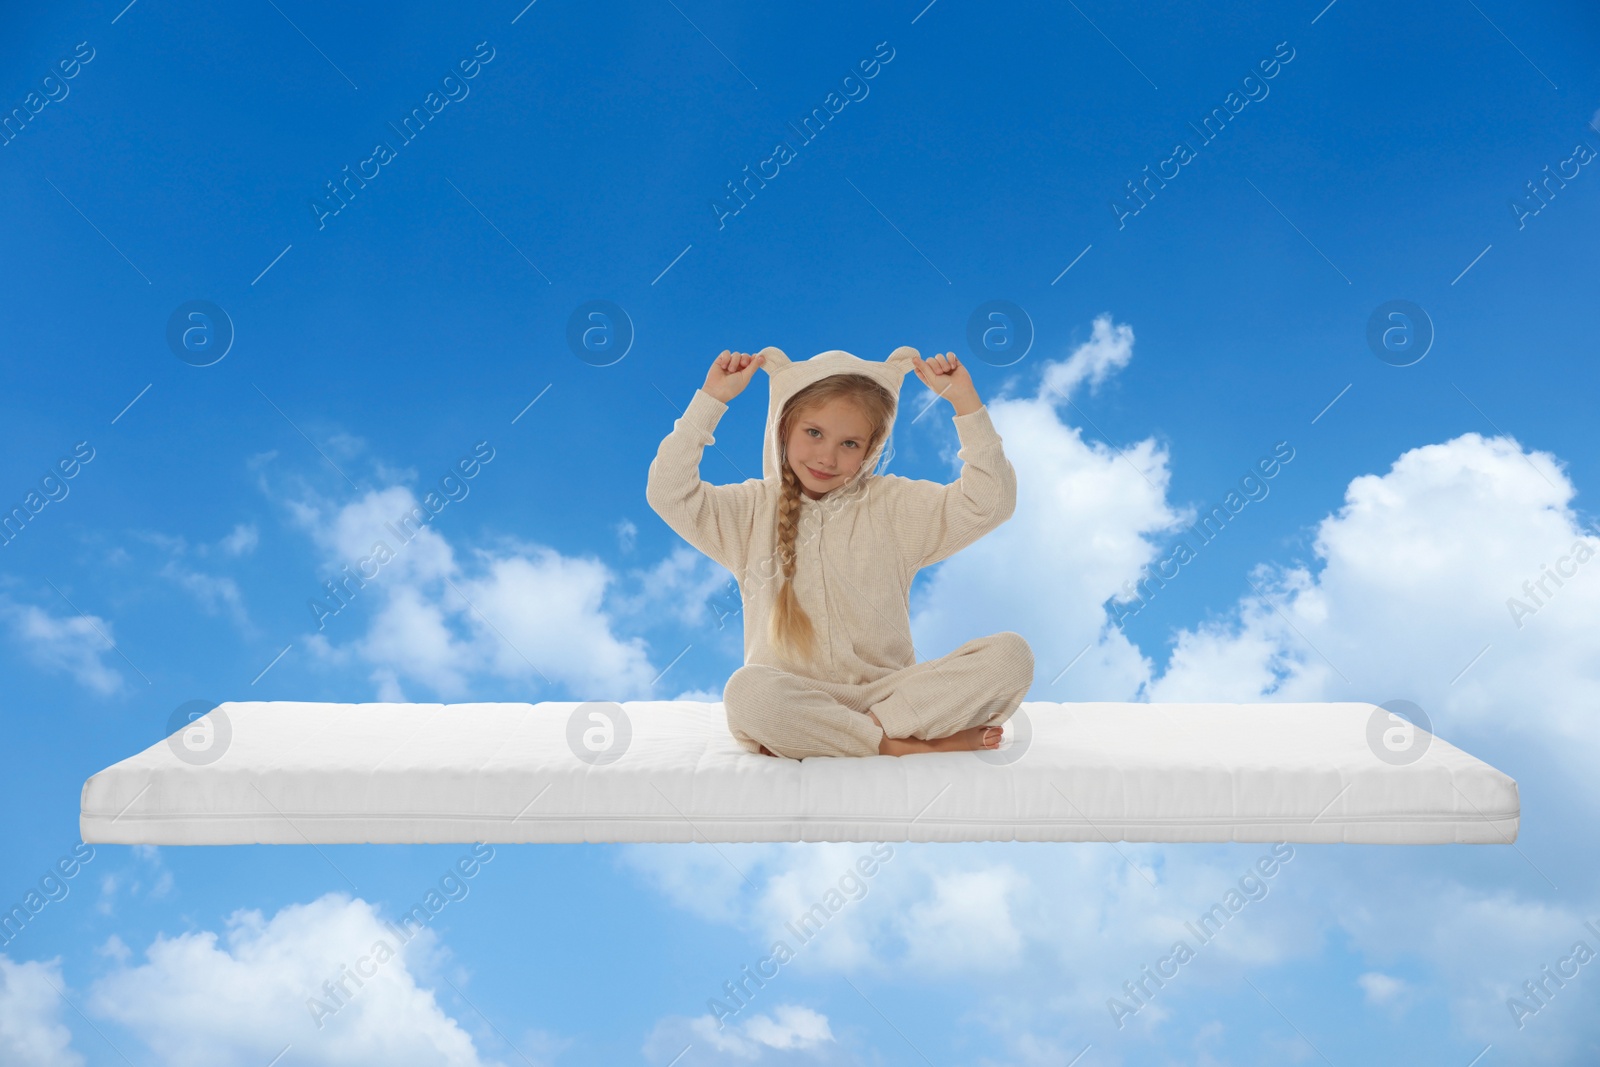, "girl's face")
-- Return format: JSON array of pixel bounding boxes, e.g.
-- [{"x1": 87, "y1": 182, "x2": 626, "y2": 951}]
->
[{"x1": 784, "y1": 397, "x2": 874, "y2": 500}]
